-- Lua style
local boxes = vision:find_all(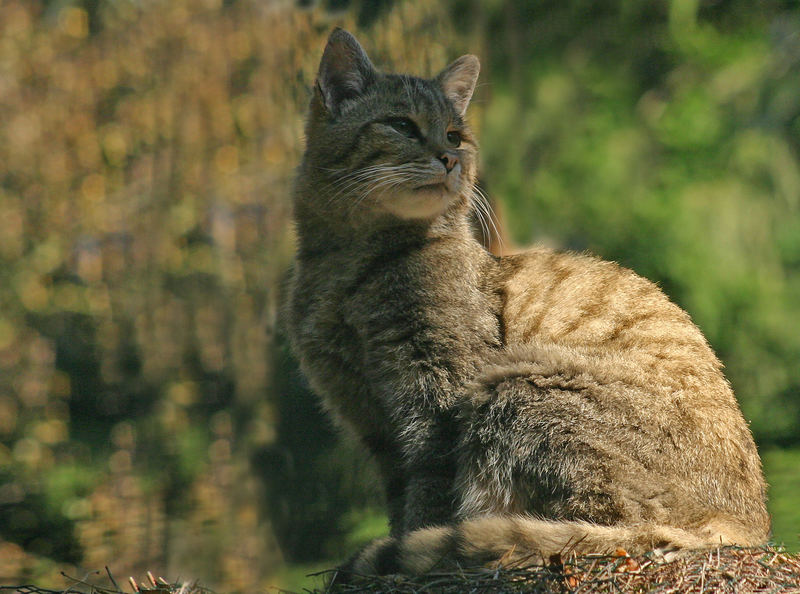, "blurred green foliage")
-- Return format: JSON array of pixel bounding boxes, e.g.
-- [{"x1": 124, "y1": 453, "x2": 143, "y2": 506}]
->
[
  {"x1": 763, "y1": 448, "x2": 800, "y2": 552},
  {"x1": 0, "y1": 0, "x2": 797, "y2": 592}
]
